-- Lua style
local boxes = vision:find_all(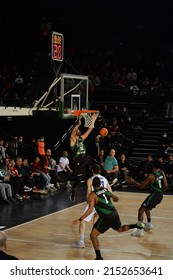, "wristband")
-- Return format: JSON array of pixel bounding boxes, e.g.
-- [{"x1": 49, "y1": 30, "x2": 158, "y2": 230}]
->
[{"x1": 79, "y1": 217, "x2": 82, "y2": 221}]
